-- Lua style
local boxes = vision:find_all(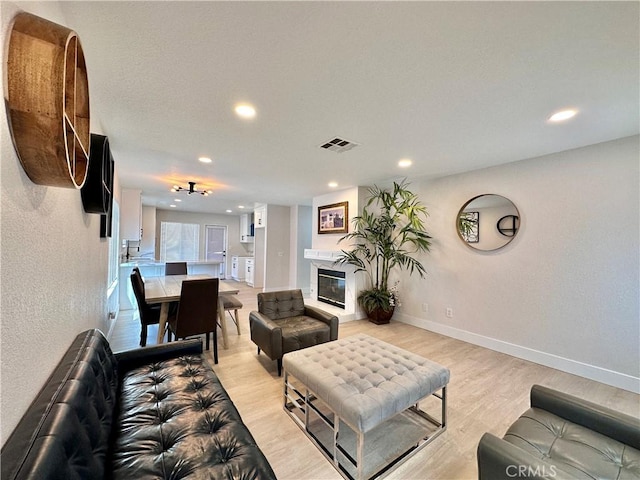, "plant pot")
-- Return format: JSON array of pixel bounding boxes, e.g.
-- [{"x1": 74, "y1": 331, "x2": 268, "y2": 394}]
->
[{"x1": 366, "y1": 306, "x2": 395, "y2": 325}]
